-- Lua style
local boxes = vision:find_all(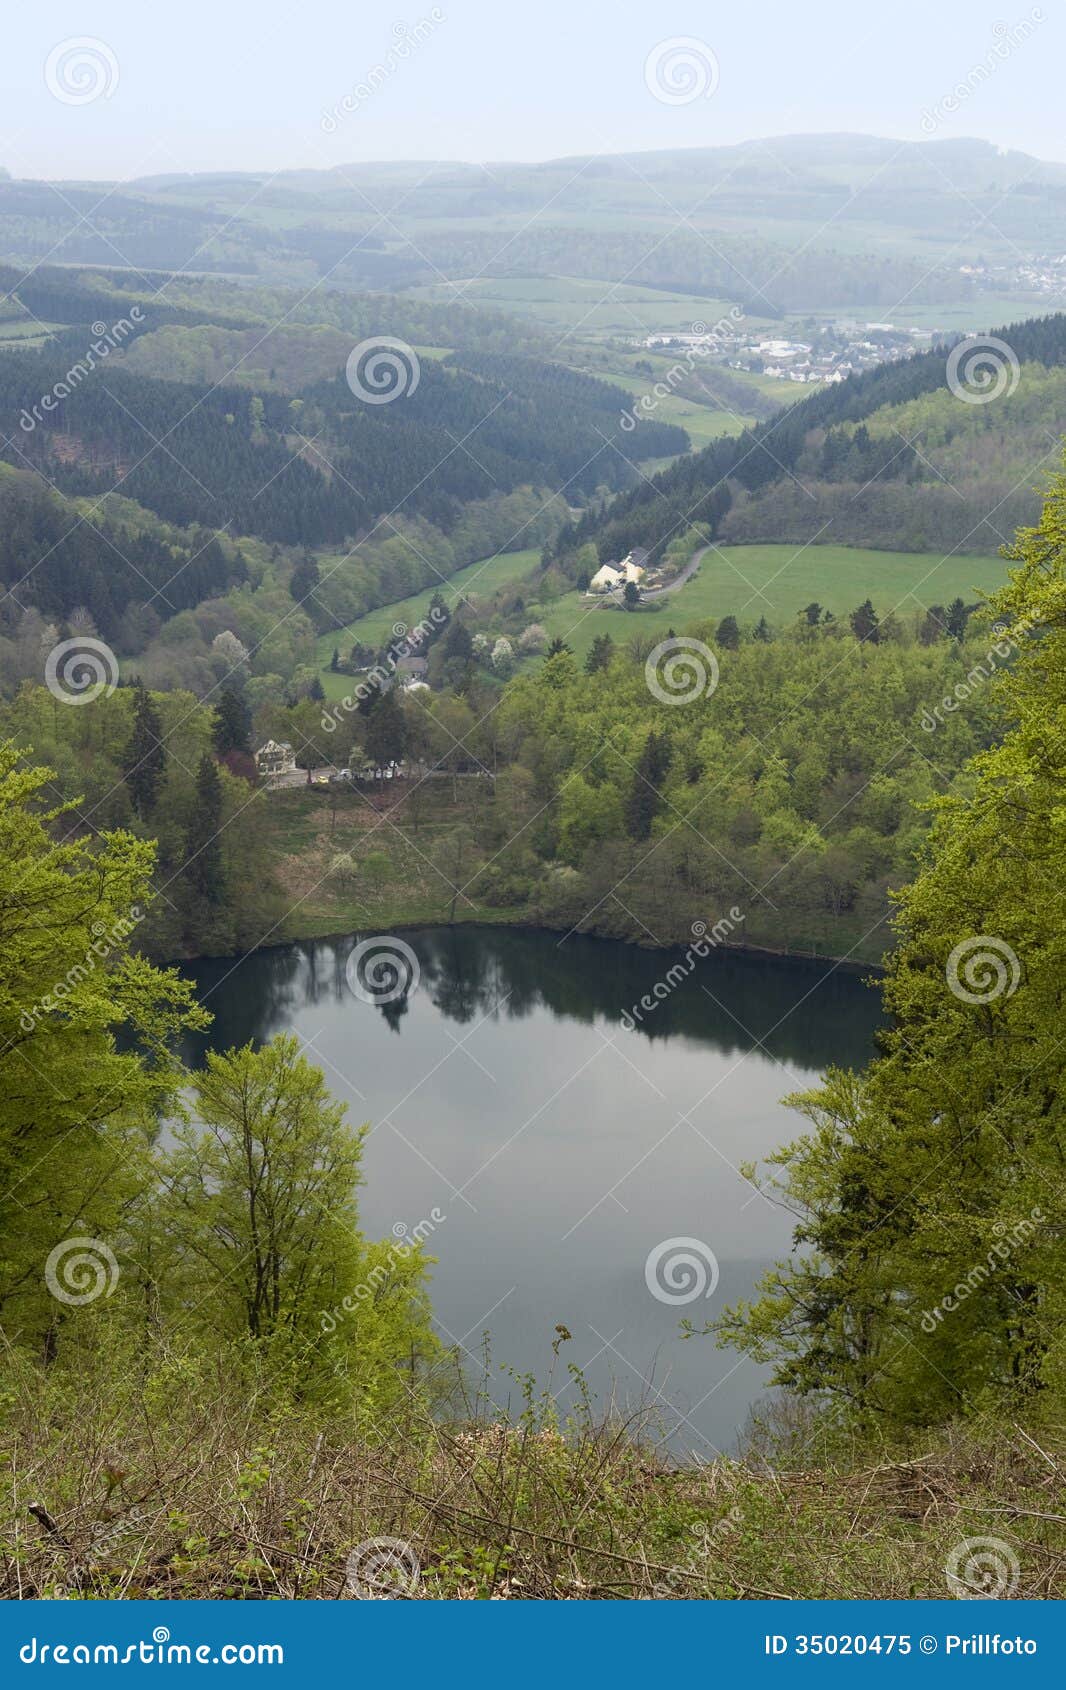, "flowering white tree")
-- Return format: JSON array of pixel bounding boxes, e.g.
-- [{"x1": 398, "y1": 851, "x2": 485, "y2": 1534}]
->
[{"x1": 212, "y1": 629, "x2": 250, "y2": 671}]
